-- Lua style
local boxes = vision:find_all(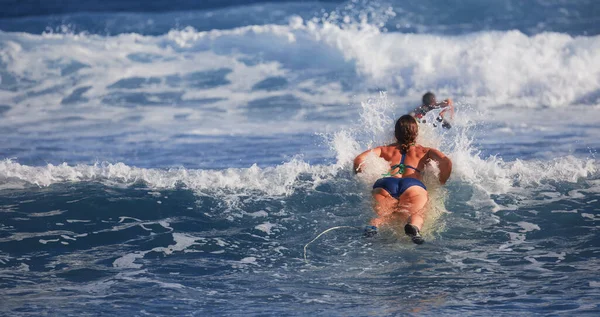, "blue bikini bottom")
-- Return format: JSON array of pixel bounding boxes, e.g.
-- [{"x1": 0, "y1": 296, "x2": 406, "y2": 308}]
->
[{"x1": 372, "y1": 177, "x2": 427, "y2": 199}]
